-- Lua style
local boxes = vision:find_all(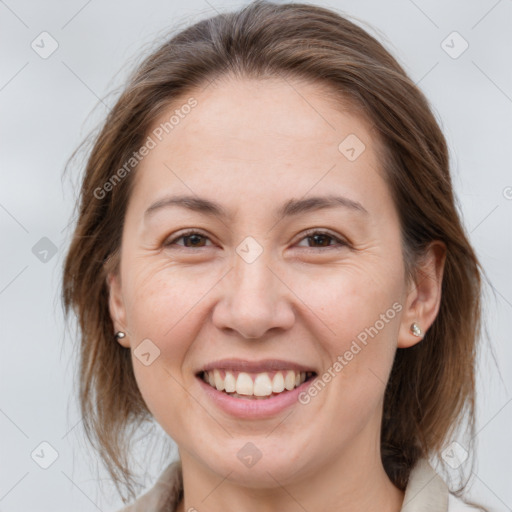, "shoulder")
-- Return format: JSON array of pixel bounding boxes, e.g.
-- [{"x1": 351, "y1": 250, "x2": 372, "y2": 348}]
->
[{"x1": 115, "y1": 460, "x2": 183, "y2": 512}]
